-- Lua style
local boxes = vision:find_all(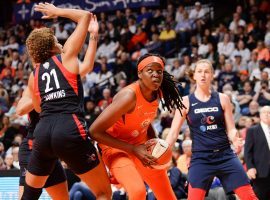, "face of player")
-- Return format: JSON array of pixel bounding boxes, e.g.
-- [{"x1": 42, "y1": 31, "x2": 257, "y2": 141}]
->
[
  {"x1": 139, "y1": 62, "x2": 163, "y2": 91},
  {"x1": 193, "y1": 62, "x2": 213, "y2": 88}
]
